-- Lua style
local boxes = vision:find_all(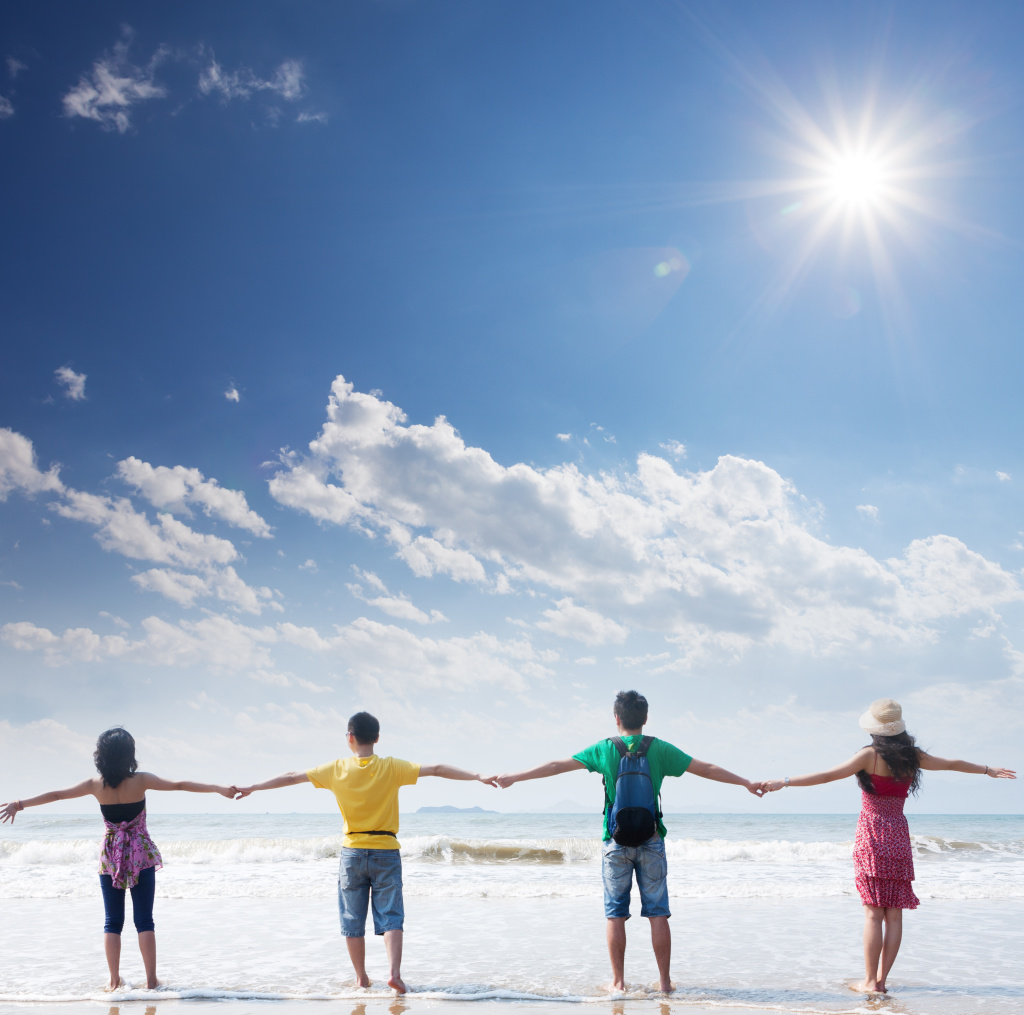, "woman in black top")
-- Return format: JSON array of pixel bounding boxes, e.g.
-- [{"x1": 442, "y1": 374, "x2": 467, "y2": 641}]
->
[{"x1": 1, "y1": 727, "x2": 237, "y2": 991}]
